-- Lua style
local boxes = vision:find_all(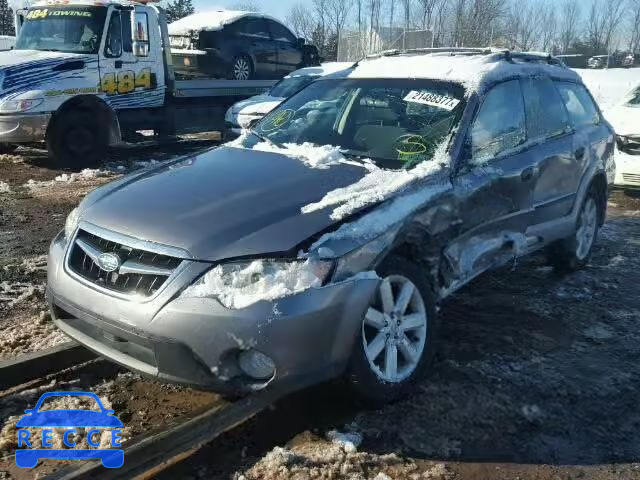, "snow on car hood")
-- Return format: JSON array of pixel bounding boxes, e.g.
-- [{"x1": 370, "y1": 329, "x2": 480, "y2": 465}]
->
[
  {"x1": 78, "y1": 146, "x2": 371, "y2": 262},
  {"x1": 606, "y1": 104, "x2": 640, "y2": 136}
]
